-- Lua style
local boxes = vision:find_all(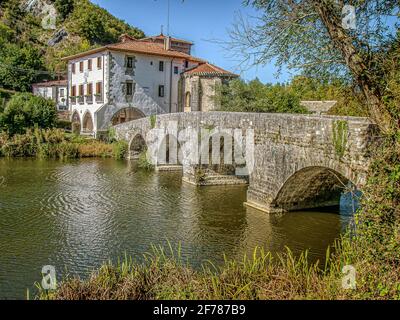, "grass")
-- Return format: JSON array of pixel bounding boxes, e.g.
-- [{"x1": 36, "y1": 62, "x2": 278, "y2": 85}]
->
[{"x1": 0, "y1": 128, "x2": 128, "y2": 159}]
